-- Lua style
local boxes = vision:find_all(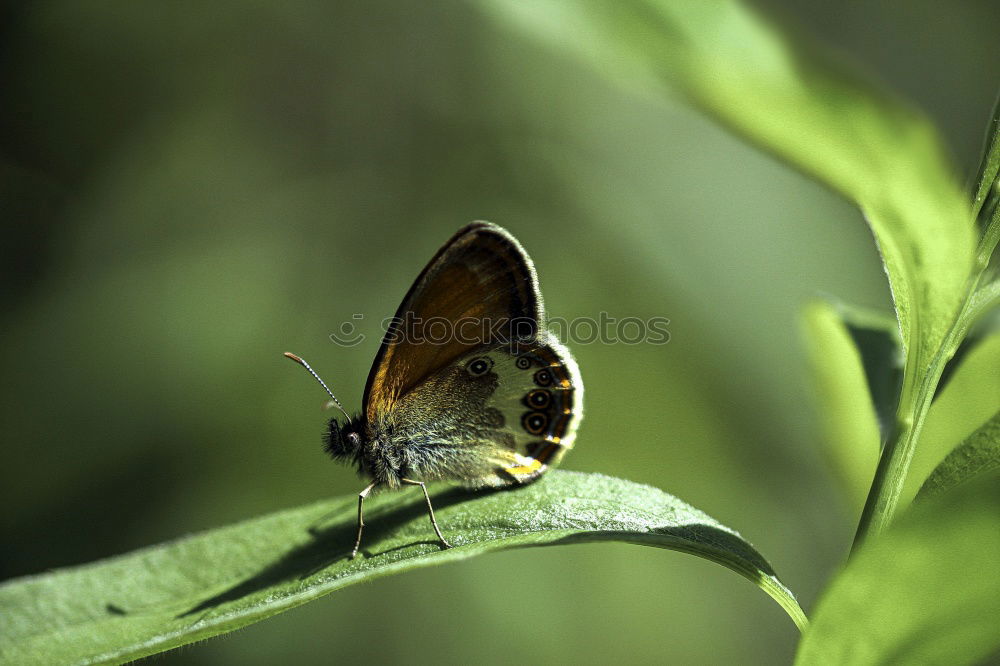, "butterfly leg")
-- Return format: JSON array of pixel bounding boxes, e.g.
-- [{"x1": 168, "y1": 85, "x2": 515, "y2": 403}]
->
[
  {"x1": 401, "y1": 478, "x2": 453, "y2": 550},
  {"x1": 350, "y1": 481, "x2": 377, "y2": 559}
]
